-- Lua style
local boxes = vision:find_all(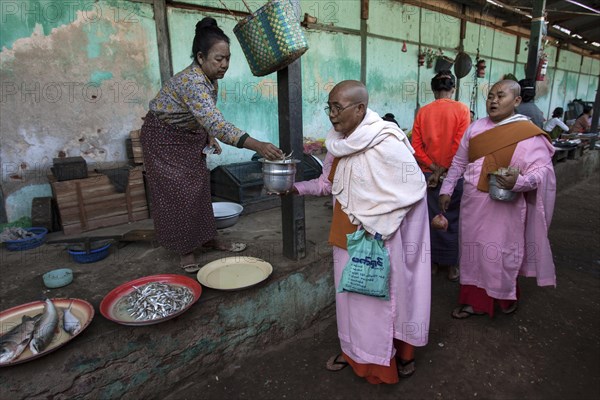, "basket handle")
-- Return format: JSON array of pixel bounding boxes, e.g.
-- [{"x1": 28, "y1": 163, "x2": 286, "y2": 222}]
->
[
  {"x1": 241, "y1": 0, "x2": 253, "y2": 13},
  {"x1": 218, "y1": 0, "x2": 253, "y2": 17}
]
